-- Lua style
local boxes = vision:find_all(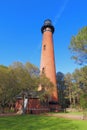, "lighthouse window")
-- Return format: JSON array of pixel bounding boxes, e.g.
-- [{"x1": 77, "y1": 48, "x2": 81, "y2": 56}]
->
[
  {"x1": 42, "y1": 67, "x2": 45, "y2": 74},
  {"x1": 43, "y1": 45, "x2": 46, "y2": 50}
]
